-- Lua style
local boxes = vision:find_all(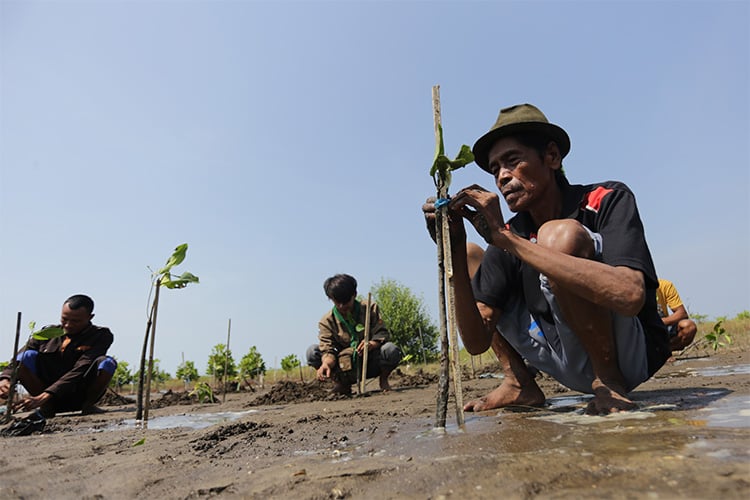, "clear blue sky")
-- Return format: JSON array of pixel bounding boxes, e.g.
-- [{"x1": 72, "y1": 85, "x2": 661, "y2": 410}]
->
[{"x1": 1, "y1": 1, "x2": 748, "y2": 375}]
